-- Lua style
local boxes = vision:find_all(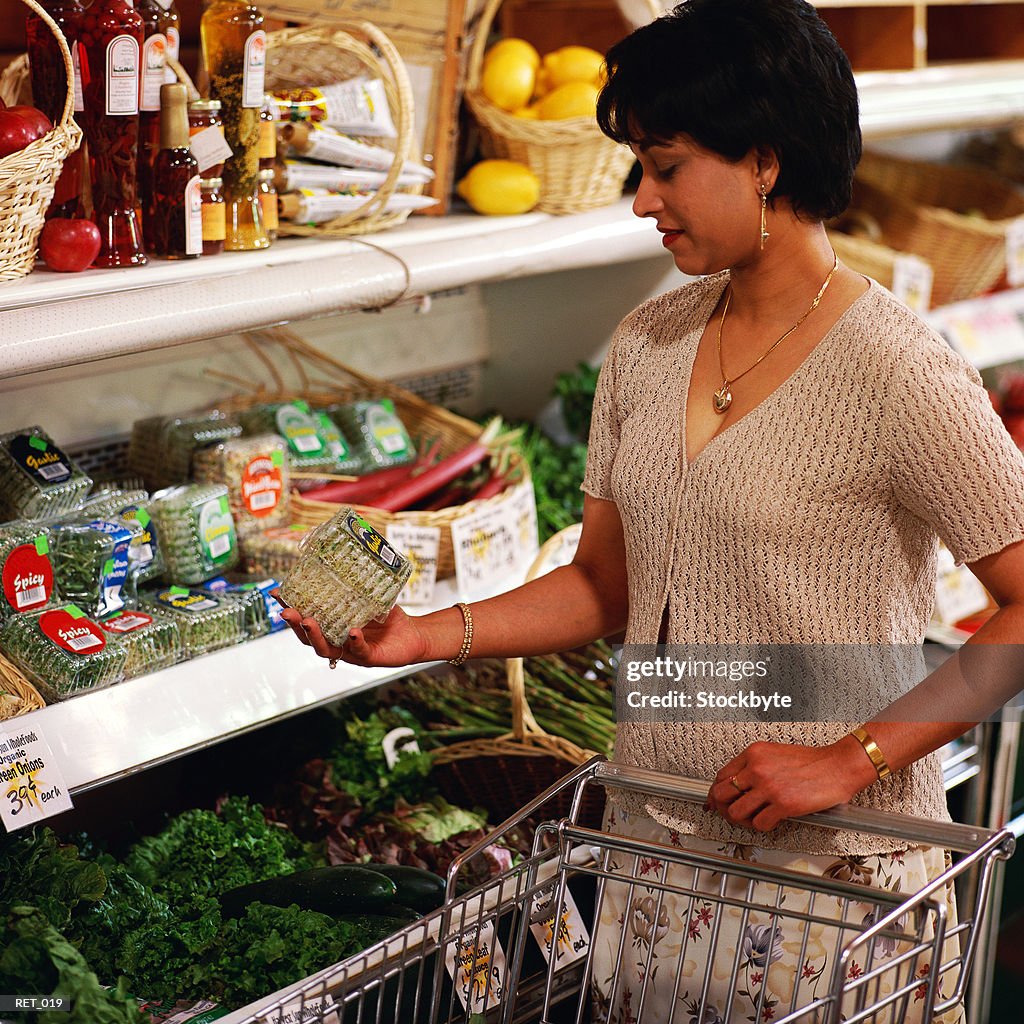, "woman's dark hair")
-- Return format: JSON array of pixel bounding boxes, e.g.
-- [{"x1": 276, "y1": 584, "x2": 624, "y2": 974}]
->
[{"x1": 597, "y1": 0, "x2": 861, "y2": 220}]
